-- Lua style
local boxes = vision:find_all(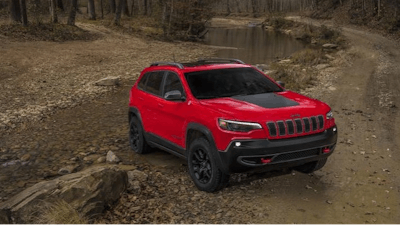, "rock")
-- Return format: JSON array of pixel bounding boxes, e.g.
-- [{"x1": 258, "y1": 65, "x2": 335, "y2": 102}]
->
[
  {"x1": 58, "y1": 165, "x2": 78, "y2": 175},
  {"x1": 127, "y1": 170, "x2": 148, "y2": 183},
  {"x1": 325, "y1": 54, "x2": 335, "y2": 60},
  {"x1": 278, "y1": 59, "x2": 291, "y2": 64},
  {"x1": 315, "y1": 64, "x2": 330, "y2": 70},
  {"x1": 328, "y1": 86, "x2": 337, "y2": 91},
  {"x1": 20, "y1": 154, "x2": 31, "y2": 162},
  {"x1": 97, "y1": 157, "x2": 106, "y2": 163},
  {"x1": 322, "y1": 43, "x2": 338, "y2": 49},
  {"x1": 94, "y1": 77, "x2": 121, "y2": 86},
  {"x1": 0, "y1": 166, "x2": 128, "y2": 223},
  {"x1": 106, "y1": 151, "x2": 120, "y2": 163}
]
